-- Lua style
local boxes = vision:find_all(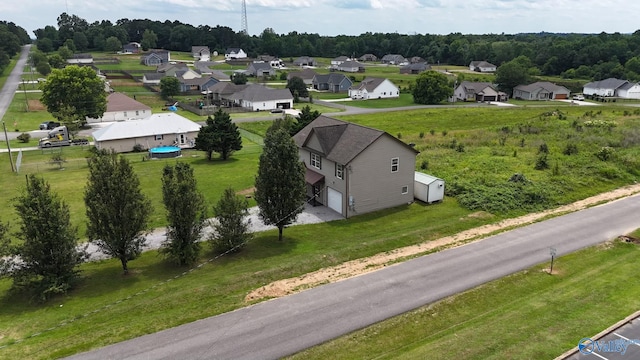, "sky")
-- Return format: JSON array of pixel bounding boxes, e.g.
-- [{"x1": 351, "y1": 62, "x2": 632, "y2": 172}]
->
[{"x1": 3, "y1": 0, "x2": 640, "y2": 37}]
